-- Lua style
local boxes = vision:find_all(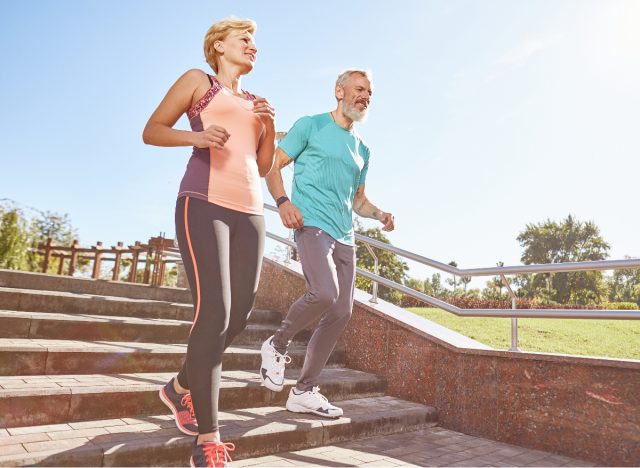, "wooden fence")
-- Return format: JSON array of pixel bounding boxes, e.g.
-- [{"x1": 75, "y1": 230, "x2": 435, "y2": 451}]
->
[{"x1": 35, "y1": 236, "x2": 182, "y2": 286}]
